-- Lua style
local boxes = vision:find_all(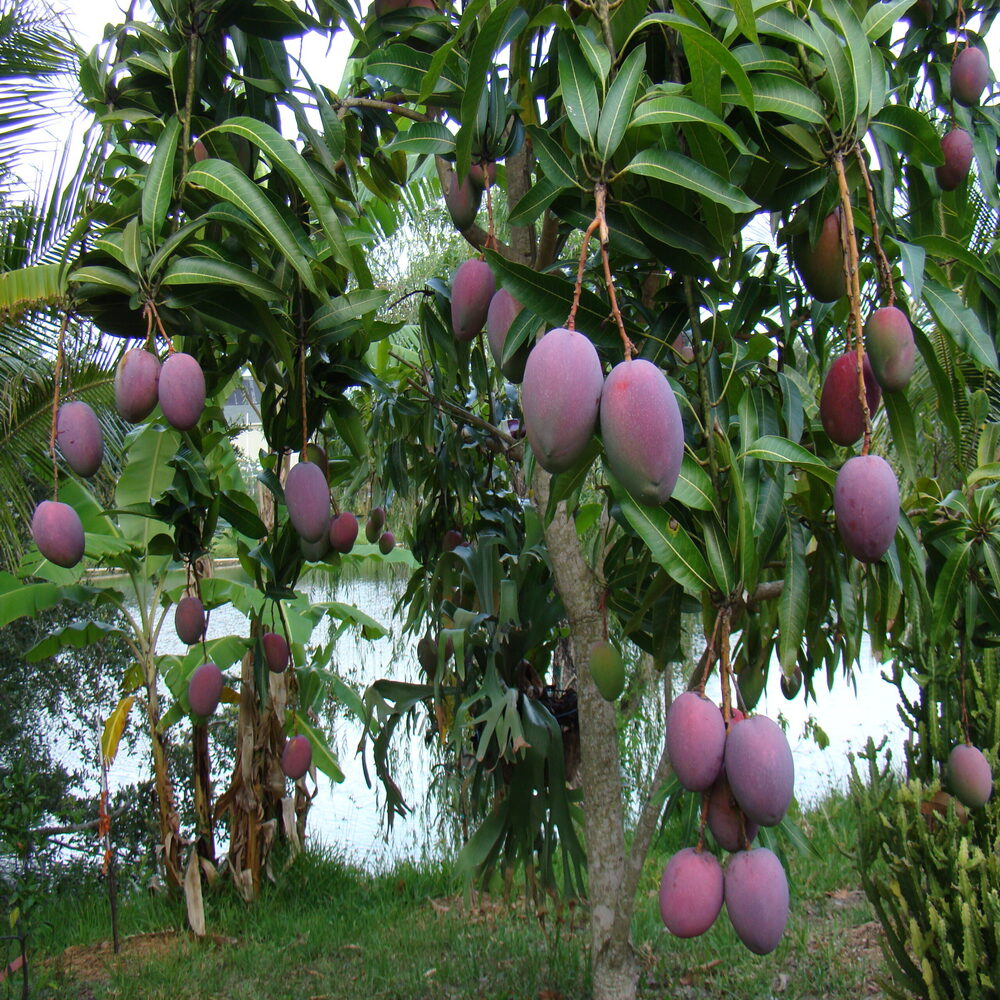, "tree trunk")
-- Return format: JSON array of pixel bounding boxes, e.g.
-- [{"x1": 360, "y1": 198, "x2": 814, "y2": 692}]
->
[
  {"x1": 192, "y1": 721, "x2": 215, "y2": 862},
  {"x1": 532, "y1": 468, "x2": 640, "y2": 1000},
  {"x1": 142, "y1": 647, "x2": 182, "y2": 888}
]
